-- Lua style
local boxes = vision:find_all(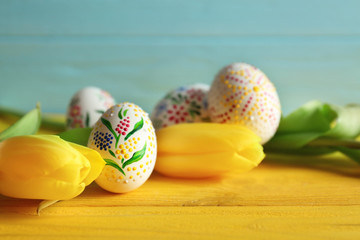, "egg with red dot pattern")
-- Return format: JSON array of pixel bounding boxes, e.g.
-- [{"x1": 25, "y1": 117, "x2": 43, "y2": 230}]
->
[
  {"x1": 151, "y1": 83, "x2": 210, "y2": 130},
  {"x1": 208, "y1": 63, "x2": 281, "y2": 144},
  {"x1": 87, "y1": 102, "x2": 157, "y2": 193}
]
